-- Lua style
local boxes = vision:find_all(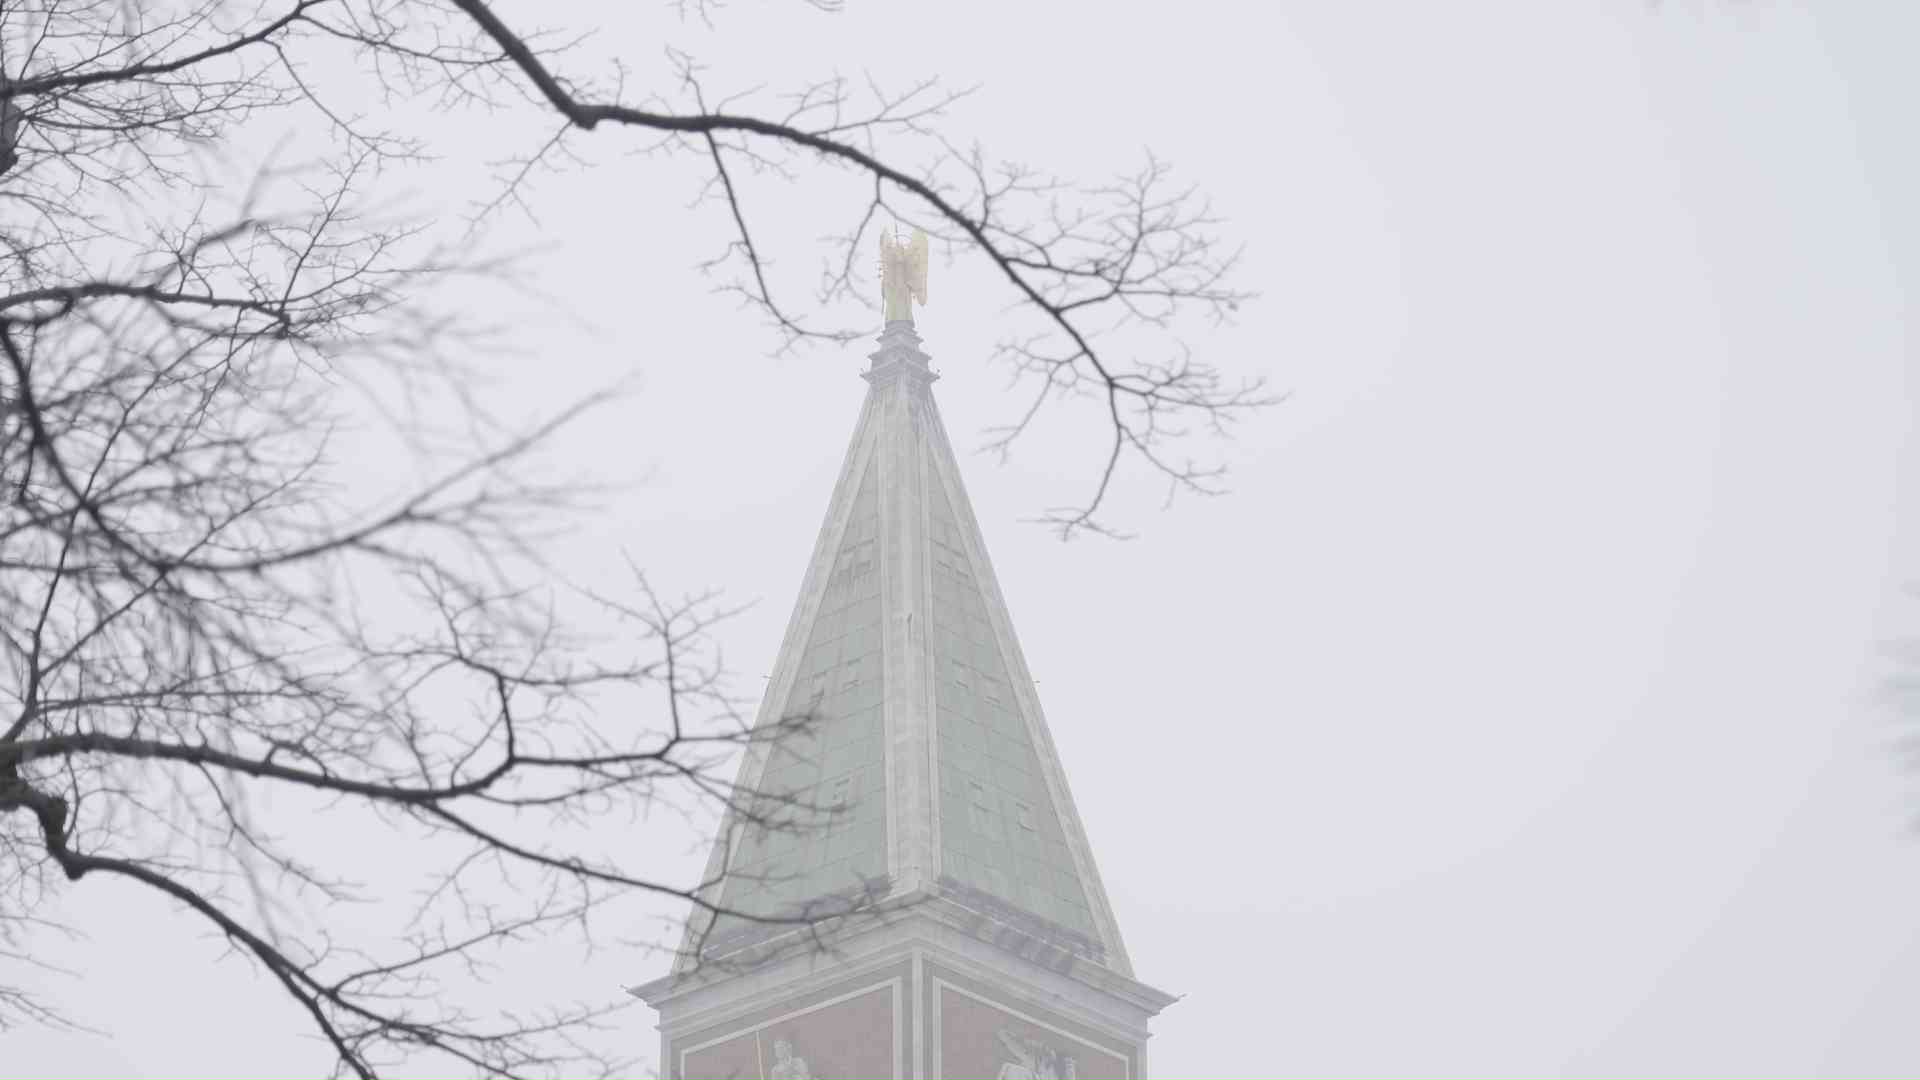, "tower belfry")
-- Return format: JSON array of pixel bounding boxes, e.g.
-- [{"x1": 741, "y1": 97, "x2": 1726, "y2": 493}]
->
[{"x1": 633, "y1": 230, "x2": 1174, "y2": 1079}]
